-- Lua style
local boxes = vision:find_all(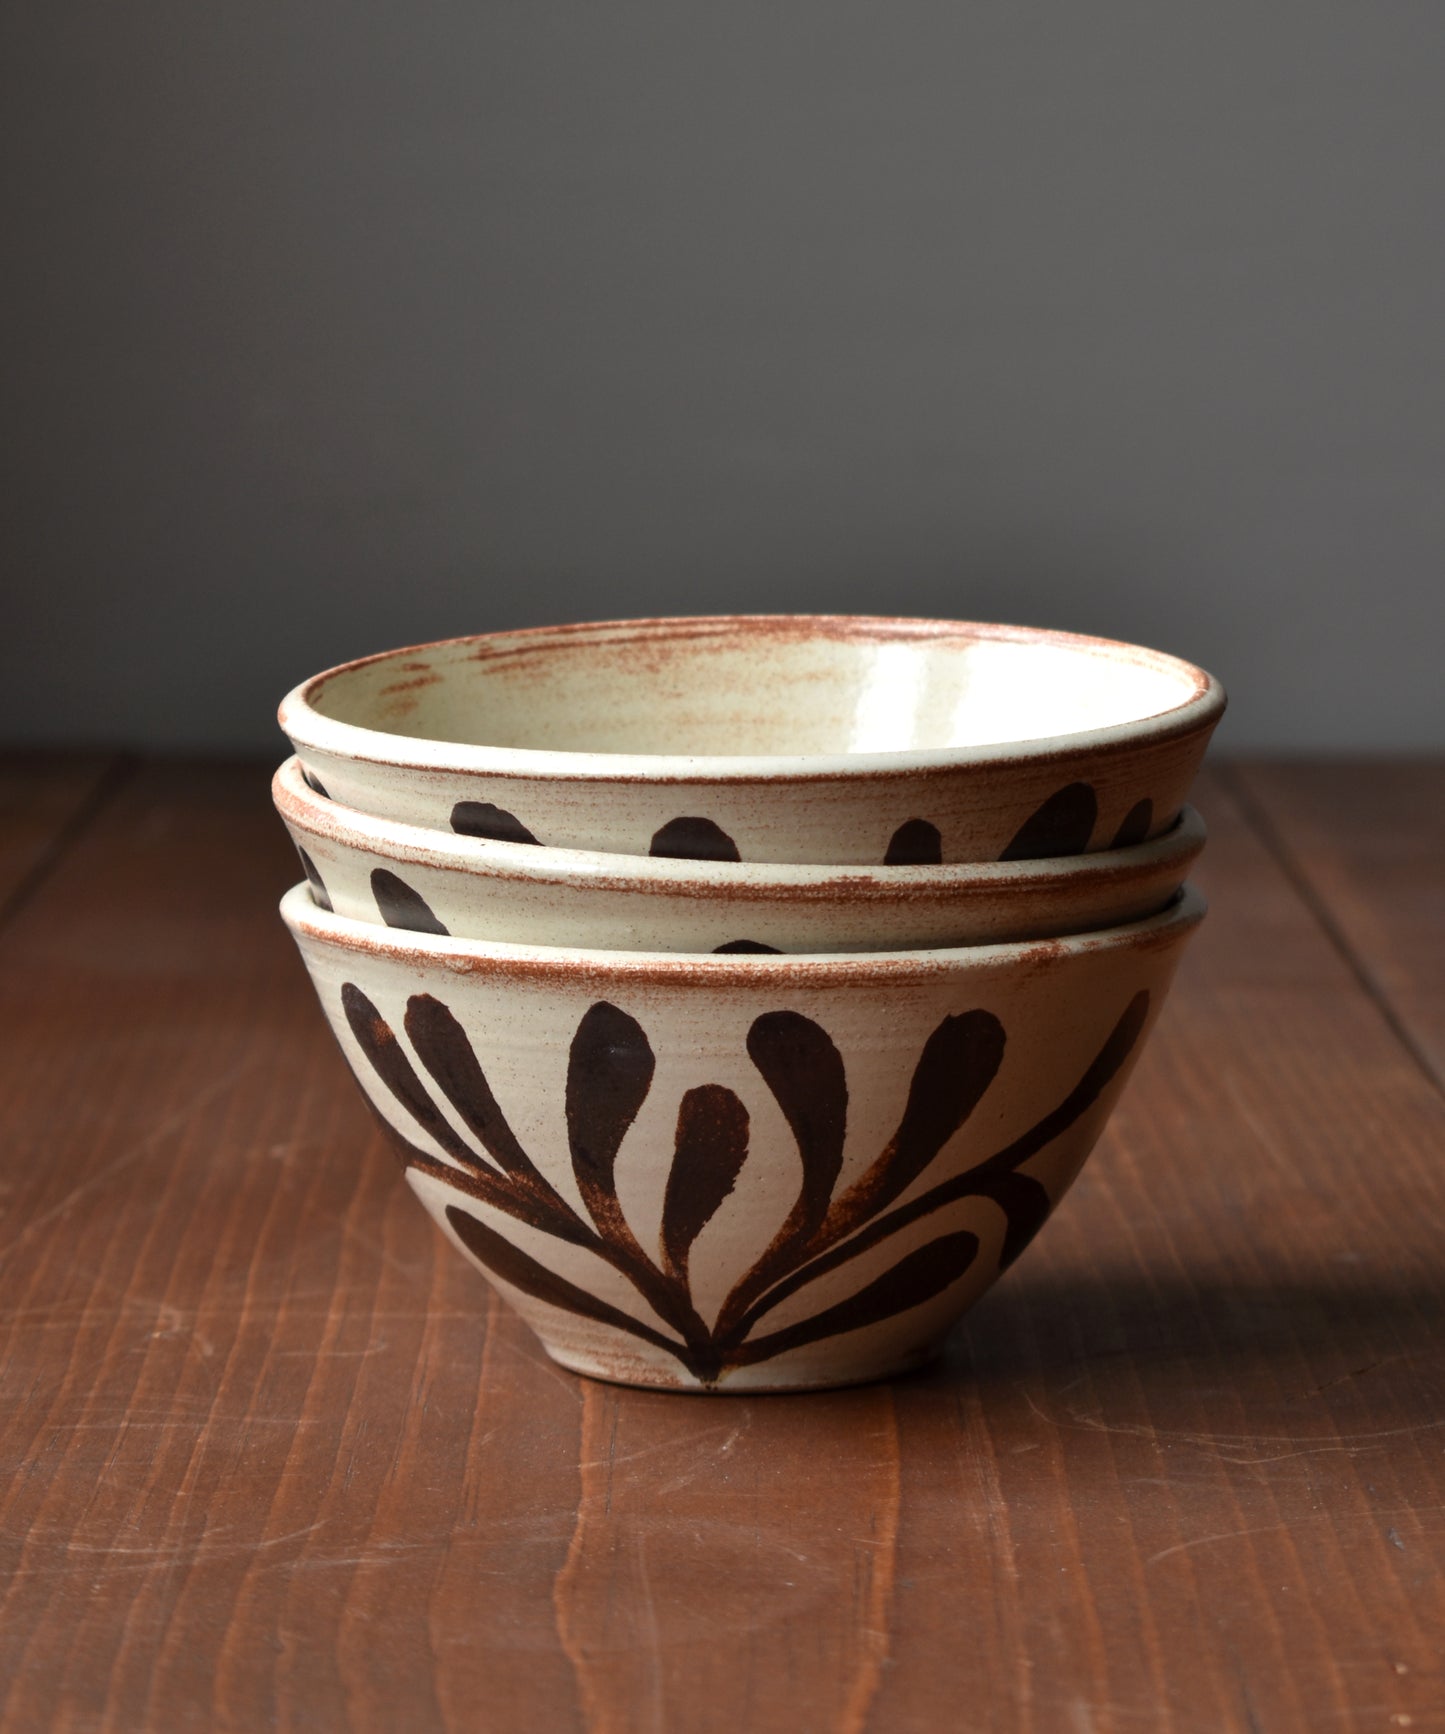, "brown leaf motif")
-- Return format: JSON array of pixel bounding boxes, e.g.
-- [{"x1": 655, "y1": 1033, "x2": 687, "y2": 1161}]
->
[
  {"x1": 341, "y1": 983, "x2": 1151, "y2": 1383},
  {"x1": 451, "y1": 801, "x2": 541, "y2": 845},
  {"x1": 371, "y1": 868, "x2": 449, "y2": 935},
  {"x1": 1000, "y1": 782, "x2": 1098, "y2": 859}
]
